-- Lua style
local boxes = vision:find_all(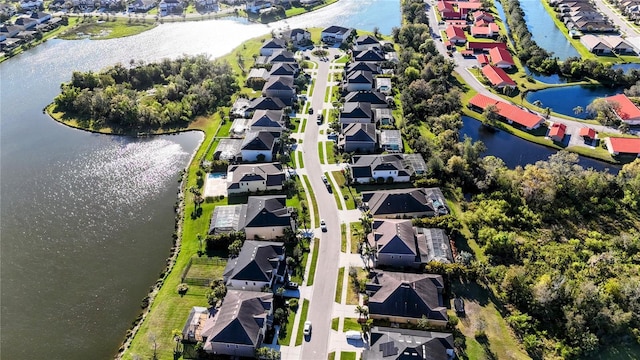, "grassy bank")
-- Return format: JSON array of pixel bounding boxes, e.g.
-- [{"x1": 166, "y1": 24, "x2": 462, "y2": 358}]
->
[{"x1": 59, "y1": 17, "x2": 156, "y2": 40}]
